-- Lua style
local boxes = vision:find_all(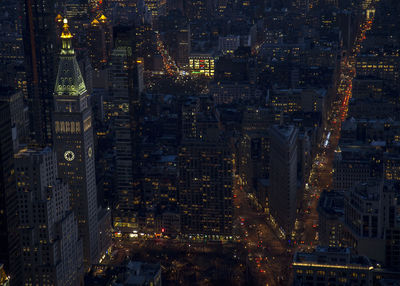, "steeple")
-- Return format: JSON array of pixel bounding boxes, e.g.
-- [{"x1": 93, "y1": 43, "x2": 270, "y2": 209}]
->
[
  {"x1": 54, "y1": 18, "x2": 87, "y2": 98},
  {"x1": 52, "y1": 19, "x2": 100, "y2": 269},
  {"x1": 61, "y1": 19, "x2": 73, "y2": 55}
]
